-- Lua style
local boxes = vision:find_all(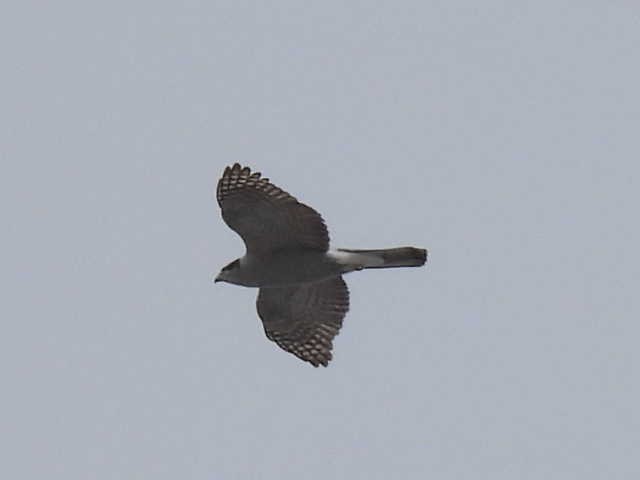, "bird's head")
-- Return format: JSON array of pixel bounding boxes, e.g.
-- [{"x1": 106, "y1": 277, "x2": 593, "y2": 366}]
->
[{"x1": 214, "y1": 258, "x2": 242, "y2": 284}]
